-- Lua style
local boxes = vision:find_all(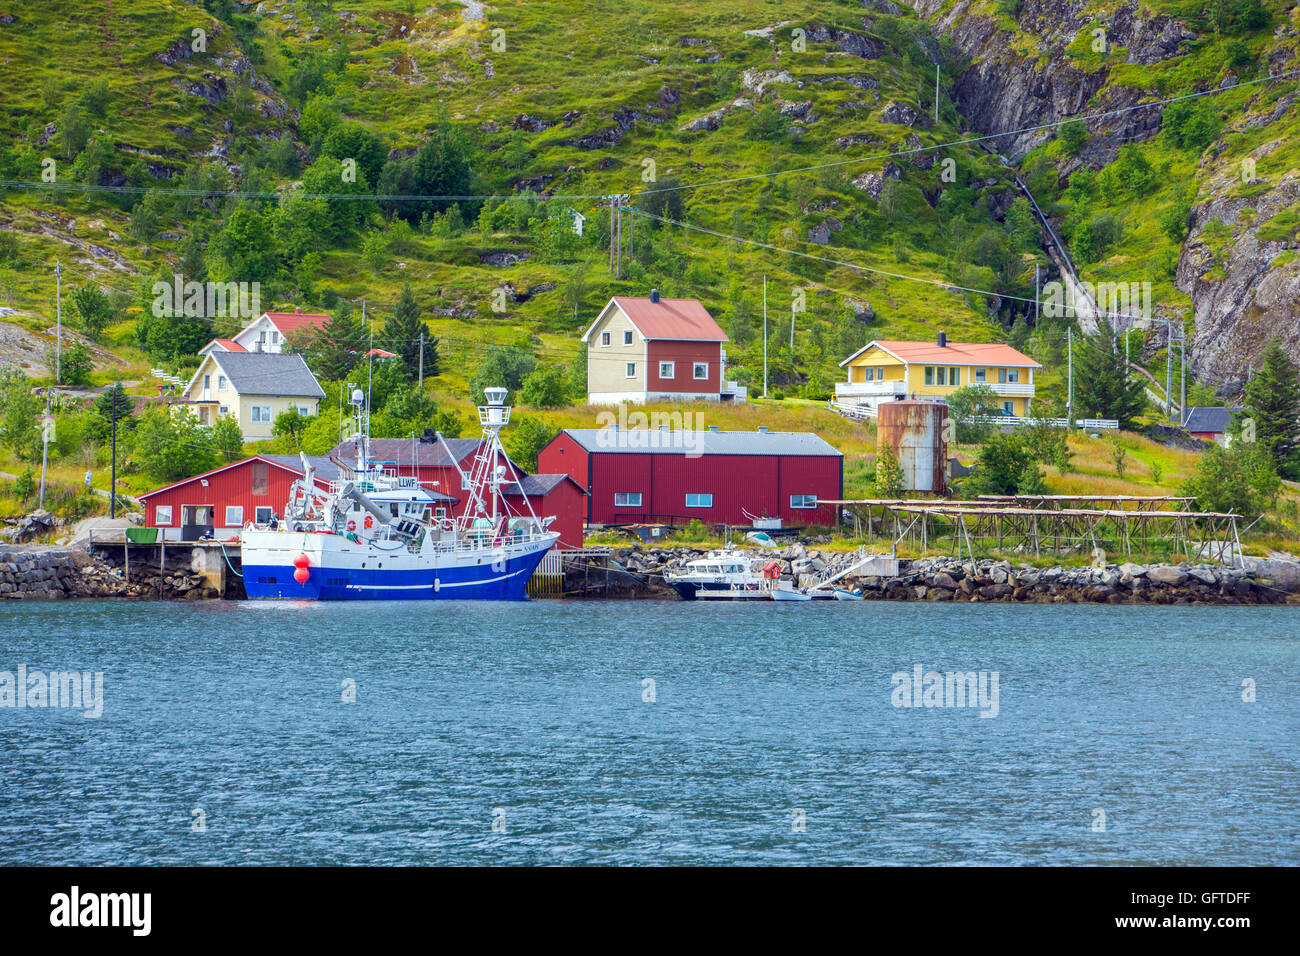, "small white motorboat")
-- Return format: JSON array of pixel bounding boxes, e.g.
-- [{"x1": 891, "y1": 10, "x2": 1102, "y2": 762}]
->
[
  {"x1": 832, "y1": 588, "x2": 863, "y2": 601},
  {"x1": 770, "y1": 581, "x2": 812, "y2": 602}
]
